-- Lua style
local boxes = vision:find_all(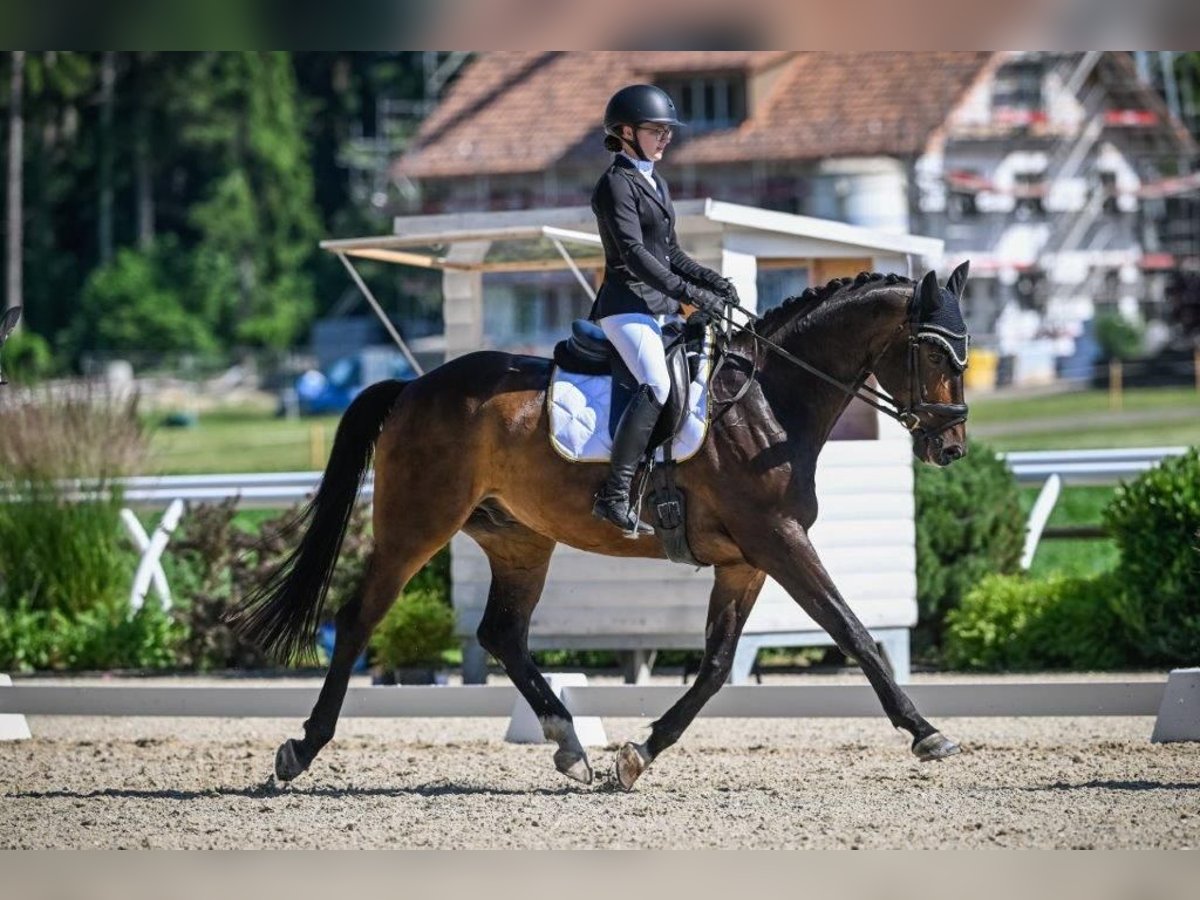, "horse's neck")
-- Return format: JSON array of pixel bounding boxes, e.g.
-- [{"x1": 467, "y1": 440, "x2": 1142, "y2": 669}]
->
[{"x1": 745, "y1": 289, "x2": 905, "y2": 447}]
